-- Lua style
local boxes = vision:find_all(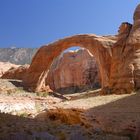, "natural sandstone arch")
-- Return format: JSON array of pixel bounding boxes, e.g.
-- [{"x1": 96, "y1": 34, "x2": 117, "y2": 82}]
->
[
  {"x1": 23, "y1": 34, "x2": 116, "y2": 92},
  {"x1": 22, "y1": 4, "x2": 140, "y2": 94},
  {"x1": 1, "y1": 3, "x2": 139, "y2": 94}
]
